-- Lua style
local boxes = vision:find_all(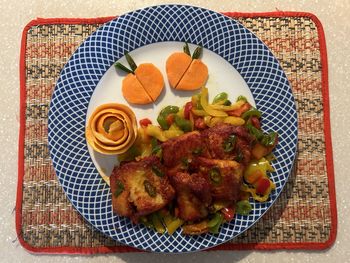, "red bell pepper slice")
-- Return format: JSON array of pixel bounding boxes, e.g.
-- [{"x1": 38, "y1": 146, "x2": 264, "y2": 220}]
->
[
  {"x1": 139, "y1": 118, "x2": 152, "y2": 127},
  {"x1": 227, "y1": 102, "x2": 251, "y2": 117},
  {"x1": 166, "y1": 114, "x2": 175, "y2": 126},
  {"x1": 221, "y1": 207, "x2": 235, "y2": 221},
  {"x1": 184, "y1": 102, "x2": 193, "y2": 120},
  {"x1": 255, "y1": 177, "x2": 271, "y2": 195},
  {"x1": 251, "y1": 116, "x2": 261, "y2": 129}
]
